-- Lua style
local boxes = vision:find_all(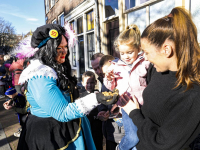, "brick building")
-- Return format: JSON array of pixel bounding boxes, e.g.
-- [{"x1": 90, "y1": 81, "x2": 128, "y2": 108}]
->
[
  {"x1": 45, "y1": 0, "x2": 101, "y2": 82},
  {"x1": 44, "y1": 0, "x2": 200, "y2": 82}
]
